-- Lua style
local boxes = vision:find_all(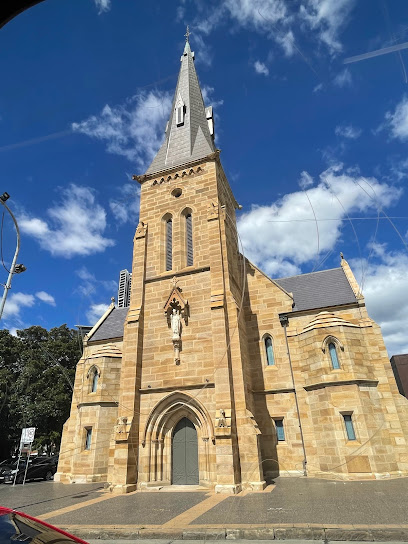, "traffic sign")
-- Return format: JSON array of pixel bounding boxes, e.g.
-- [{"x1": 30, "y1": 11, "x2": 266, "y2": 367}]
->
[{"x1": 21, "y1": 427, "x2": 36, "y2": 444}]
